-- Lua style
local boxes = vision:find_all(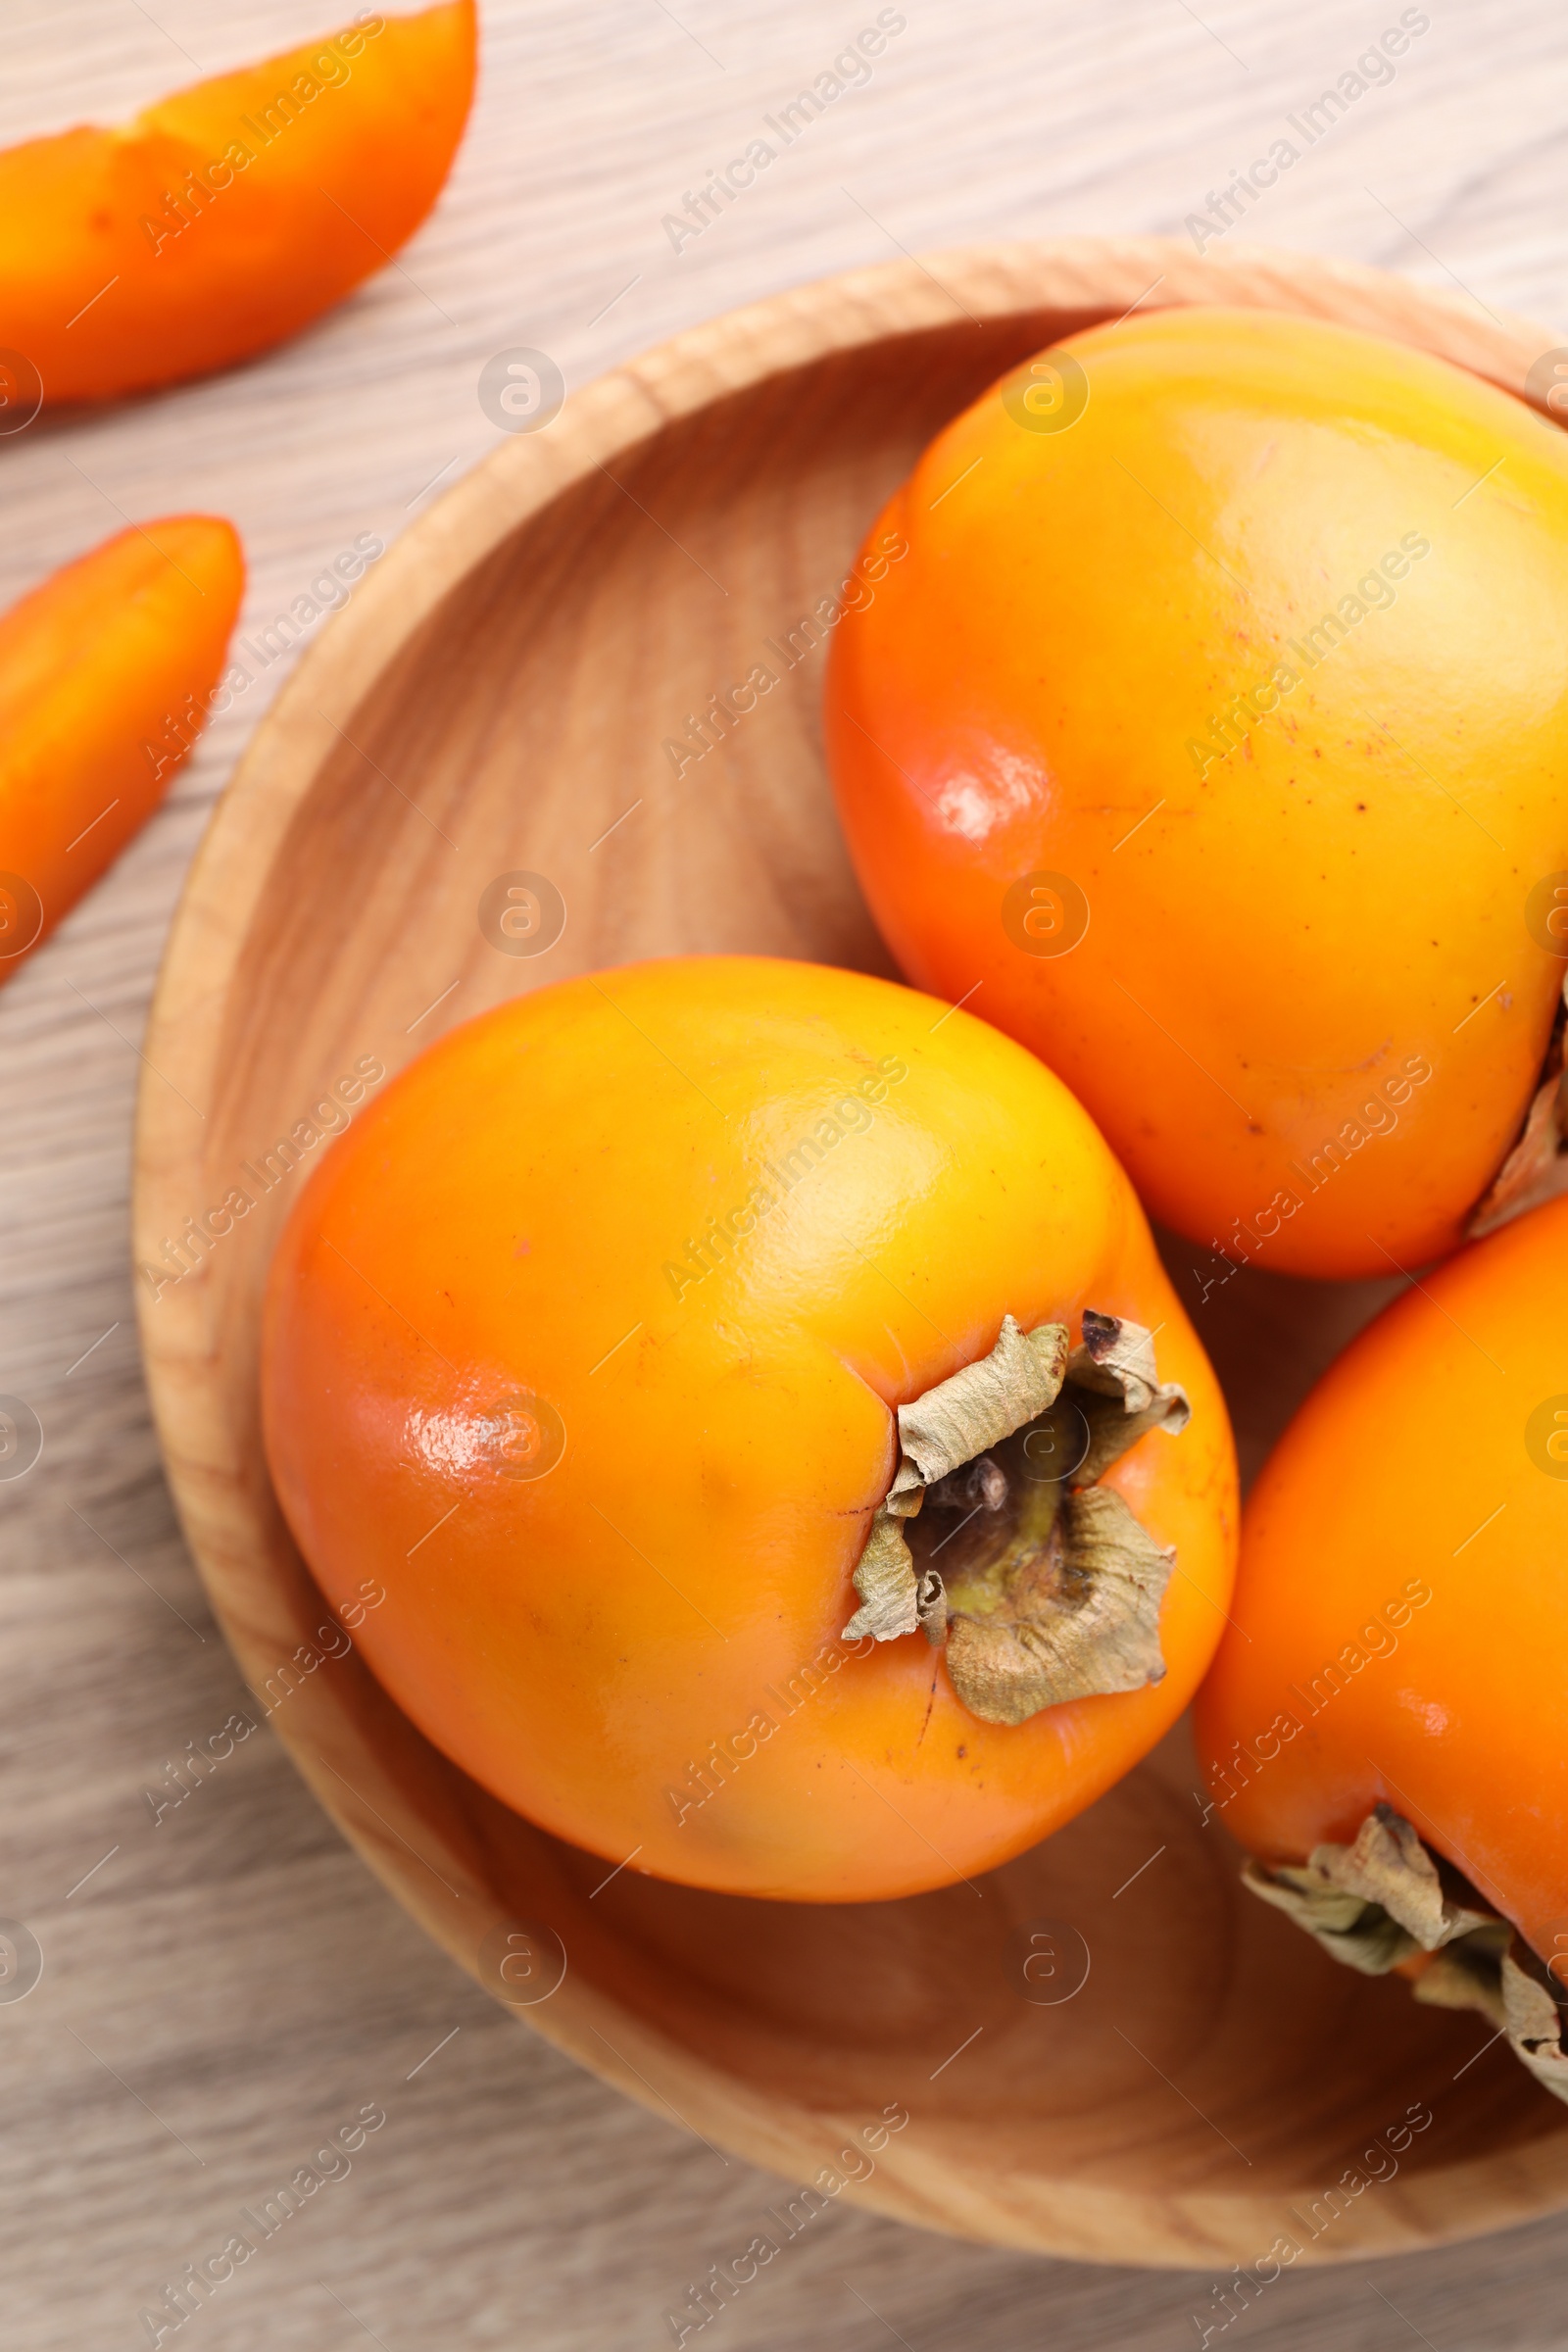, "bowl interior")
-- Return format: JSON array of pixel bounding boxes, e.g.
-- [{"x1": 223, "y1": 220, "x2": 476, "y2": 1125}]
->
[{"x1": 139, "y1": 249, "x2": 1568, "y2": 2266}]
